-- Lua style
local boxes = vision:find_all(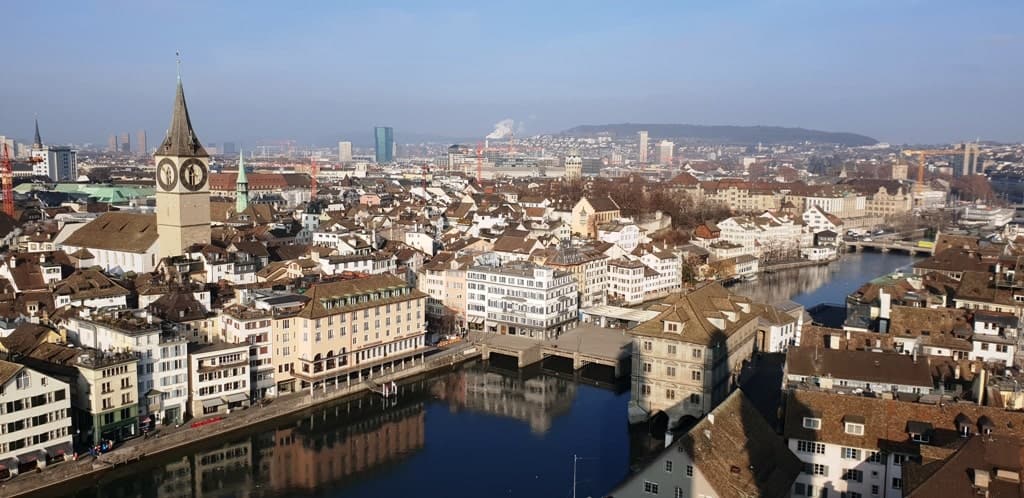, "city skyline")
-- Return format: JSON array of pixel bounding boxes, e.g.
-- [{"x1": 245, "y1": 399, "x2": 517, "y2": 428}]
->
[{"x1": 2, "y1": 1, "x2": 1023, "y2": 146}]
